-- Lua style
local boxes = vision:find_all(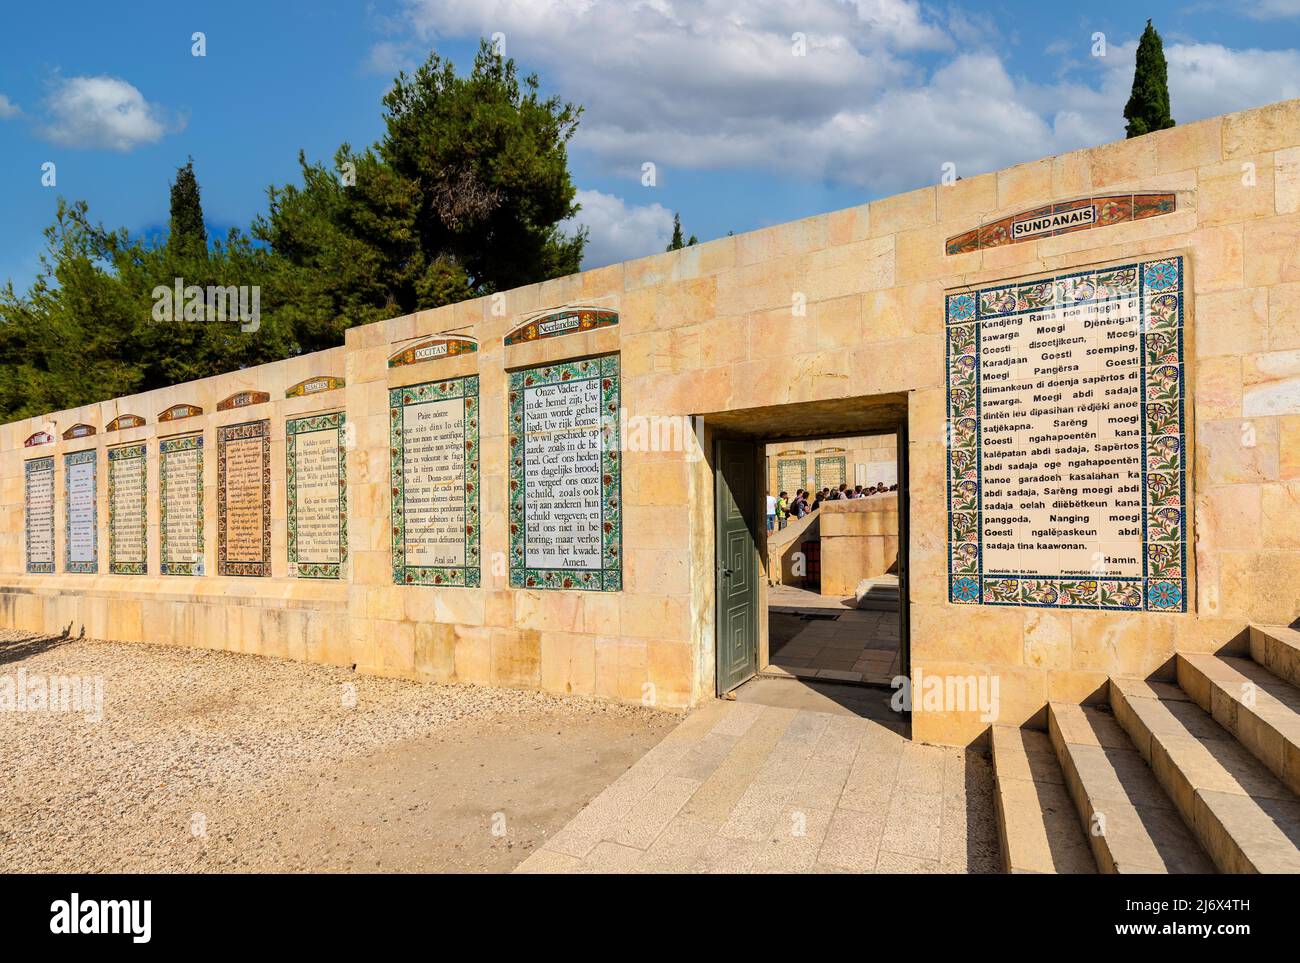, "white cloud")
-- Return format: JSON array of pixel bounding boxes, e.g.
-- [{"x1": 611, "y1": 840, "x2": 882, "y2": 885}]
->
[
  {"x1": 0, "y1": 94, "x2": 19, "y2": 119},
  {"x1": 564, "y1": 189, "x2": 674, "y2": 267},
  {"x1": 40, "y1": 76, "x2": 173, "y2": 151},
  {"x1": 1242, "y1": 0, "x2": 1300, "y2": 18},
  {"x1": 364, "y1": 40, "x2": 418, "y2": 76},
  {"x1": 388, "y1": 2, "x2": 1300, "y2": 195}
]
